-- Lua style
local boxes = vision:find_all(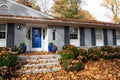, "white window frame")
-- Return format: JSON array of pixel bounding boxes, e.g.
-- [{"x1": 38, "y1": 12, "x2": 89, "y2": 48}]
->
[
  {"x1": 69, "y1": 27, "x2": 80, "y2": 47},
  {"x1": 69, "y1": 27, "x2": 78, "y2": 39},
  {"x1": 116, "y1": 30, "x2": 120, "y2": 45},
  {"x1": 96, "y1": 29, "x2": 104, "y2": 46},
  {"x1": 0, "y1": 24, "x2": 7, "y2": 47},
  {"x1": 0, "y1": 24, "x2": 7, "y2": 39}
]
